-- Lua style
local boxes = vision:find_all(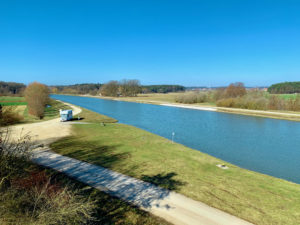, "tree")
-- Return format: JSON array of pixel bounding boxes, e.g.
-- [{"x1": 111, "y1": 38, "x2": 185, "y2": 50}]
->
[
  {"x1": 0, "y1": 81, "x2": 26, "y2": 96},
  {"x1": 268, "y1": 81, "x2": 300, "y2": 94},
  {"x1": 225, "y1": 82, "x2": 246, "y2": 98},
  {"x1": 100, "y1": 80, "x2": 120, "y2": 97},
  {"x1": 25, "y1": 82, "x2": 49, "y2": 119},
  {"x1": 120, "y1": 79, "x2": 141, "y2": 97}
]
